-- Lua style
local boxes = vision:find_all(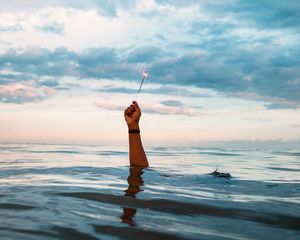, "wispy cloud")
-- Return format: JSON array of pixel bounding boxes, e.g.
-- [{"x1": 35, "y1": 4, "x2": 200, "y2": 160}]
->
[
  {"x1": 96, "y1": 84, "x2": 213, "y2": 98},
  {"x1": 94, "y1": 101, "x2": 124, "y2": 111},
  {"x1": 159, "y1": 100, "x2": 183, "y2": 107},
  {"x1": 143, "y1": 103, "x2": 199, "y2": 116},
  {"x1": 94, "y1": 100, "x2": 199, "y2": 116}
]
